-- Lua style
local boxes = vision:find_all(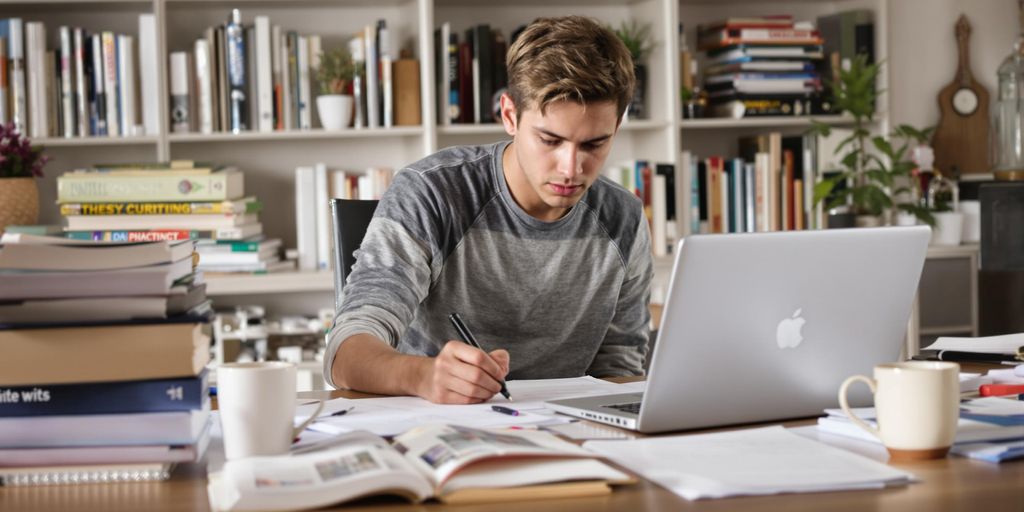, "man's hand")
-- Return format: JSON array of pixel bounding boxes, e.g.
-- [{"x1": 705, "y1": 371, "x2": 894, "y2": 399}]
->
[{"x1": 417, "y1": 341, "x2": 510, "y2": 404}]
